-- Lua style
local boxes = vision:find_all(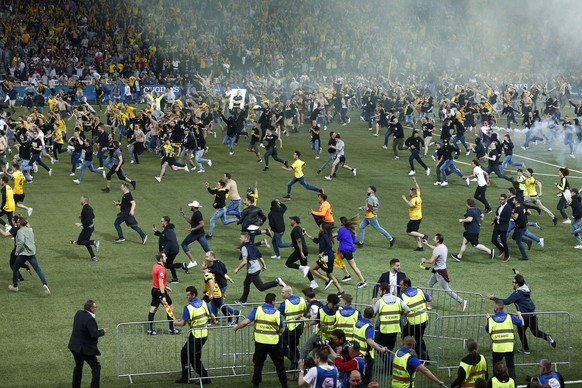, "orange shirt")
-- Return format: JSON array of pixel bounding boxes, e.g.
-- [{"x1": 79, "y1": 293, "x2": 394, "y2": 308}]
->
[
  {"x1": 312, "y1": 200, "x2": 334, "y2": 223},
  {"x1": 152, "y1": 263, "x2": 166, "y2": 289}
]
